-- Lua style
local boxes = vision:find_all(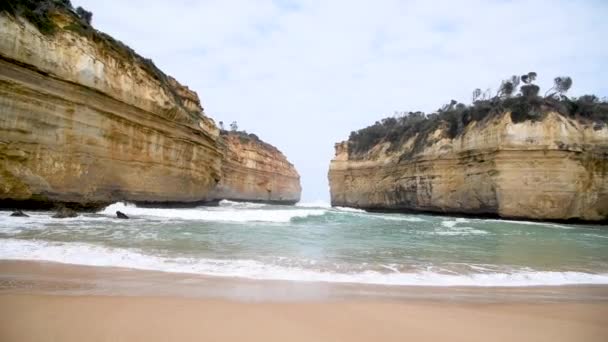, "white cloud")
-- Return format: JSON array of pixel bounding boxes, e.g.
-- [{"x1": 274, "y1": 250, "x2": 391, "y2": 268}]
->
[{"x1": 74, "y1": 0, "x2": 608, "y2": 201}]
